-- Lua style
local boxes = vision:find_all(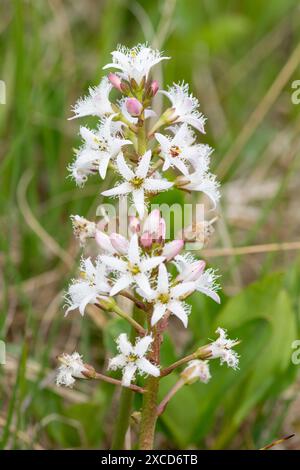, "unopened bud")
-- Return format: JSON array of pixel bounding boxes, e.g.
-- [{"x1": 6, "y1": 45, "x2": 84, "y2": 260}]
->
[
  {"x1": 143, "y1": 209, "x2": 166, "y2": 243},
  {"x1": 162, "y1": 240, "x2": 184, "y2": 260},
  {"x1": 95, "y1": 230, "x2": 115, "y2": 254},
  {"x1": 150, "y1": 80, "x2": 159, "y2": 96},
  {"x1": 126, "y1": 97, "x2": 143, "y2": 116},
  {"x1": 110, "y1": 233, "x2": 129, "y2": 255},
  {"x1": 108, "y1": 72, "x2": 122, "y2": 92},
  {"x1": 181, "y1": 360, "x2": 211, "y2": 385},
  {"x1": 129, "y1": 216, "x2": 141, "y2": 233}
]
